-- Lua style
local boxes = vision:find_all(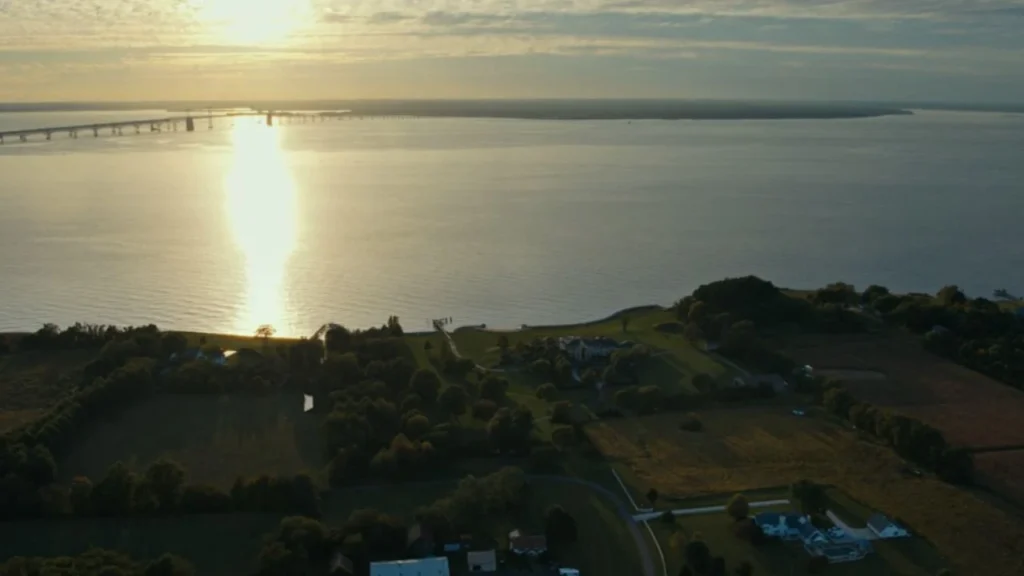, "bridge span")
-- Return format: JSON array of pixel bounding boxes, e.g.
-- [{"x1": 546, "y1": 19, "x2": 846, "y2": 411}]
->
[{"x1": 0, "y1": 111, "x2": 415, "y2": 144}]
